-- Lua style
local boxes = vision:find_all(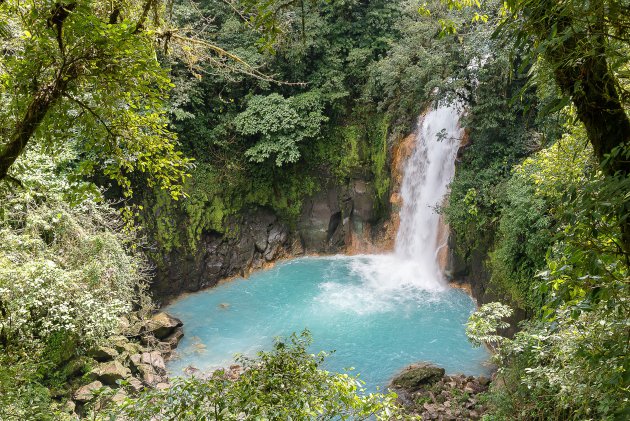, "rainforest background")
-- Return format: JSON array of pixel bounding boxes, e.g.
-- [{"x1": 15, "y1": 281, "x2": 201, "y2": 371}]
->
[{"x1": 0, "y1": 0, "x2": 628, "y2": 419}]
